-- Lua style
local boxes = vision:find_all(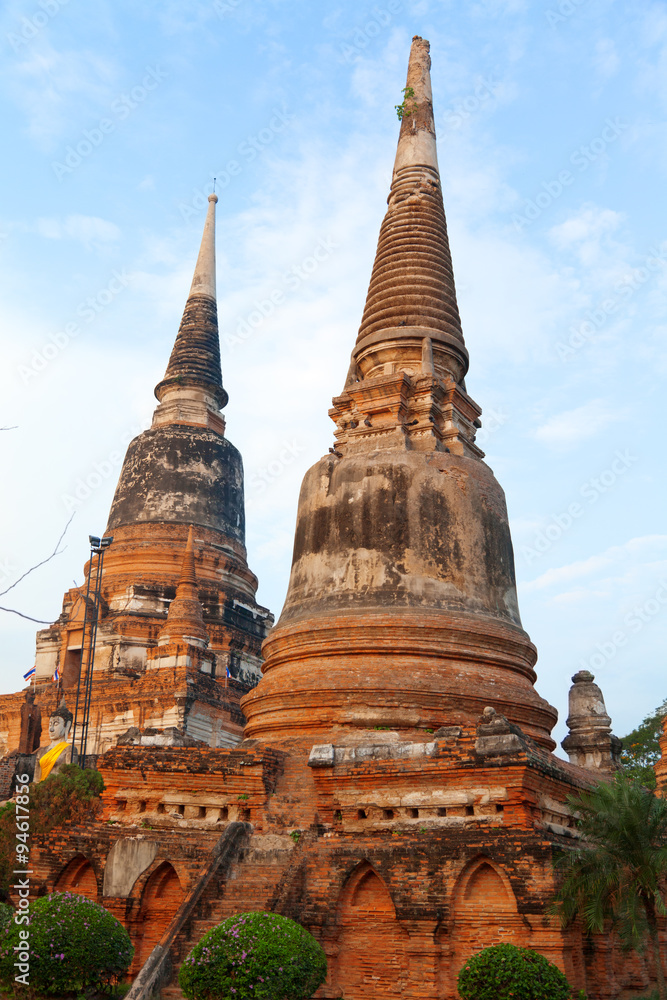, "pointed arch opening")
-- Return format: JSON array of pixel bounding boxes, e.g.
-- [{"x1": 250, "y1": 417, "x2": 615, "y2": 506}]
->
[
  {"x1": 449, "y1": 857, "x2": 524, "y2": 995},
  {"x1": 346, "y1": 863, "x2": 396, "y2": 917},
  {"x1": 131, "y1": 862, "x2": 183, "y2": 976},
  {"x1": 461, "y1": 861, "x2": 516, "y2": 910},
  {"x1": 332, "y1": 861, "x2": 408, "y2": 999},
  {"x1": 53, "y1": 855, "x2": 98, "y2": 901}
]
